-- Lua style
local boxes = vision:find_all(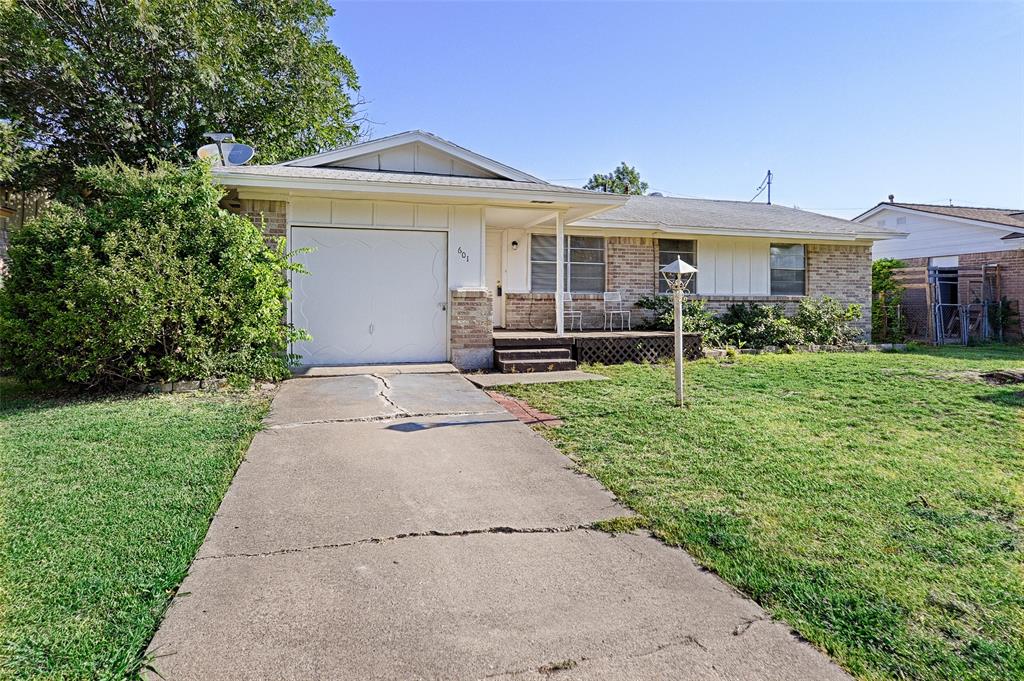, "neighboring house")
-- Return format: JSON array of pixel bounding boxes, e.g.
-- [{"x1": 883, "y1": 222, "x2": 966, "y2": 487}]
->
[
  {"x1": 855, "y1": 202, "x2": 1024, "y2": 340},
  {"x1": 215, "y1": 130, "x2": 904, "y2": 369}
]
